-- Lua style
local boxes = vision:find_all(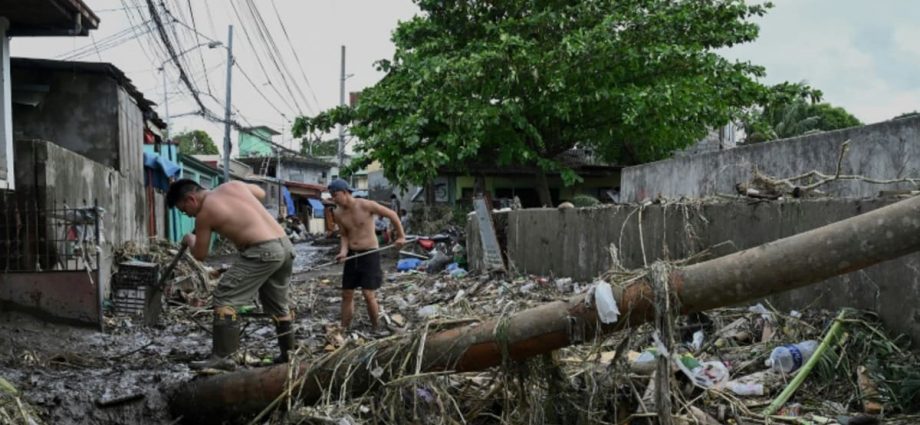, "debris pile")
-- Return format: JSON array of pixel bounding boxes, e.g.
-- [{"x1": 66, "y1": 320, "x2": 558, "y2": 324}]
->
[
  {"x1": 114, "y1": 239, "x2": 217, "y2": 306},
  {"x1": 2, "y1": 236, "x2": 919, "y2": 424},
  {"x1": 261, "y1": 268, "x2": 920, "y2": 425}
]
